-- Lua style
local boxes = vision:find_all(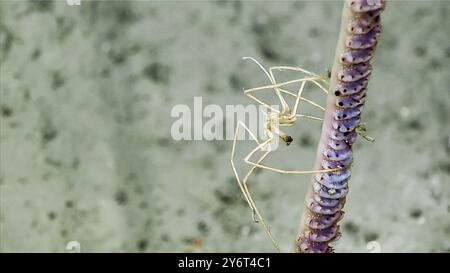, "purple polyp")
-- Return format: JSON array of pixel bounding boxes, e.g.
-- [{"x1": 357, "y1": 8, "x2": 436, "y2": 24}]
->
[
  {"x1": 305, "y1": 225, "x2": 340, "y2": 242},
  {"x1": 313, "y1": 194, "x2": 341, "y2": 207},
  {"x1": 322, "y1": 156, "x2": 353, "y2": 169},
  {"x1": 347, "y1": 14, "x2": 380, "y2": 34},
  {"x1": 337, "y1": 63, "x2": 372, "y2": 82},
  {"x1": 297, "y1": 235, "x2": 332, "y2": 253},
  {"x1": 351, "y1": 88, "x2": 367, "y2": 100},
  {"x1": 313, "y1": 182, "x2": 349, "y2": 199},
  {"x1": 317, "y1": 169, "x2": 351, "y2": 188},
  {"x1": 329, "y1": 129, "x2": 357, "y2": 143},
  {"x1": 307, "y1": 199, "x2": 345, "y2": 215},
  {"x1": 358, "y1": 9, "x2": 382, "y2": 25},
  {"x1": 340, "y1": 48, "x2": 373, "y2": 64},
  {"x1": 327, "y1": 138, "x2": 351, "y2": 151},
  {"x1": 317, "y1": 175, "x2": 349, "y2": 190},
  {"x1": 345, "y1": 24, "x2": 381, "y2": 49},
  {"x1": 307, "y1": 212, "x2": 344, "y2": 229},
  {"x1": 334, "y1": 105, "x2": 363, "y2": 120},
  {"x1": 318, "y1": 167, "x2": 352, "y2": 182},
  {"x1": 323, "y1": 146, "x2": 353, "y2": 161},
  {"x1": 335, "y1": 93, "x2": 366, "y2": 108},
  {"x1": 333, "y1": 116, "x2": 361, "y2": 132},
  {"x1": 349, "y1": 0, "x2": 384, "y2": 13},
  {"x1": 334, "y1": 77, "x2": 368, "y2": 96}
]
